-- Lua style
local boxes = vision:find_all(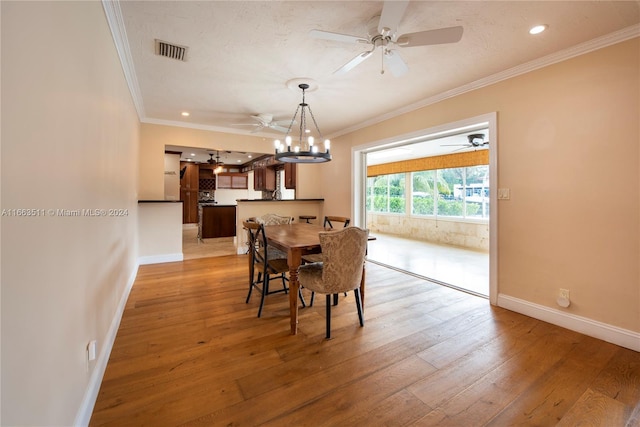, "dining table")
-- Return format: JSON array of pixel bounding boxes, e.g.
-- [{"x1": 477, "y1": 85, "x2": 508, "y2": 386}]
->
[{"x1": 264, "y1": 222, "x2": 368, "y2": 335}]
